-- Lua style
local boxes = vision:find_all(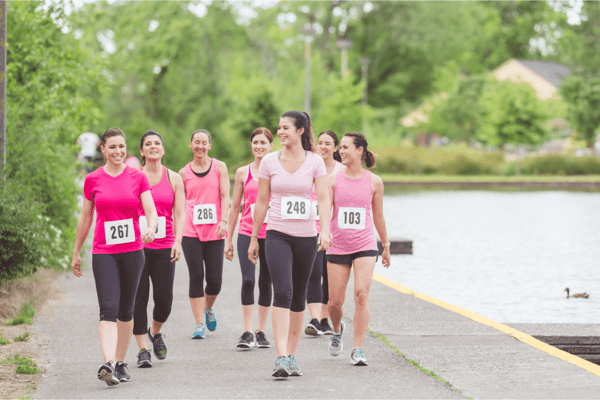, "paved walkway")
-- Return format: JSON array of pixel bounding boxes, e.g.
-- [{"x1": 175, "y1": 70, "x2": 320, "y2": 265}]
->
[{"x1": 34, "y1": 239, "x2": 600, "y2": 399}]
